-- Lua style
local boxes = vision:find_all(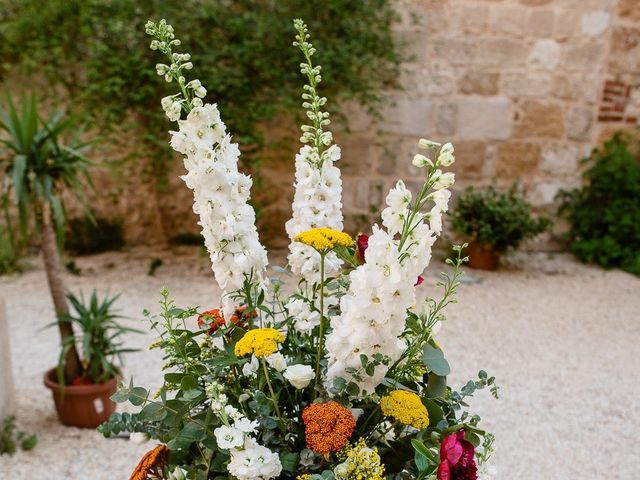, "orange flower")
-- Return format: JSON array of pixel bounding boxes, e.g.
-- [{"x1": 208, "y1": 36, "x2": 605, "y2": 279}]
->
[
  {"x1": 198, "y1": 306, "x2": 257, "y2": 334},
  {"x1": 129, "y1": 444, "x2": 169, "y2": 480},
  {"x1": 302, "y1": 402, "x2": 356, "y2": 455}
]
